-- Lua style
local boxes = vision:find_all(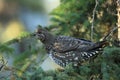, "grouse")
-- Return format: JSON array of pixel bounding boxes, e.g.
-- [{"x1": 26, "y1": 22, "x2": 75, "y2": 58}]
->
[{"x1": 34, "y1": 26, "x2": 108, "y2": 67}]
